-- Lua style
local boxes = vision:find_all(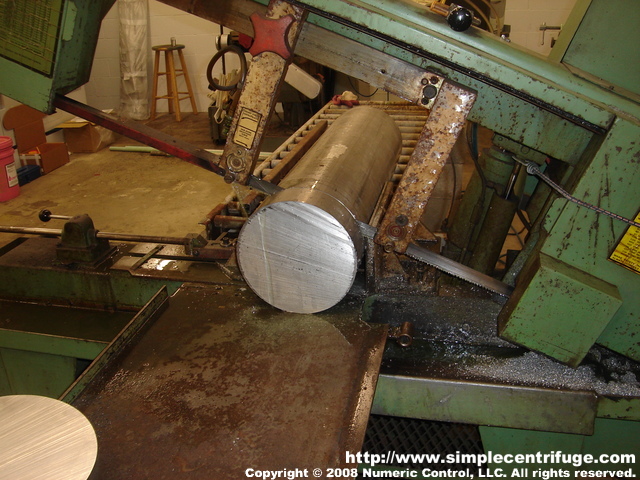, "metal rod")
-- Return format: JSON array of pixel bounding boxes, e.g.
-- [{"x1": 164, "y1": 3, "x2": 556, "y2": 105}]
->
[
  {"x1": 0, "y1": 226, "x2": 62, "y2": 236},
  {"x1": 0, "y1": 225, "x2": 190, "y2": 245},
  {"x1": 212, "y1": 215, "x2": 247, "y2": 229},
  {"x1": 53, "y1": 95, "x2": 226, "y2": 176},
  {"x1": 96, "y1": 232, "x2": 188, "y2": 245}
]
